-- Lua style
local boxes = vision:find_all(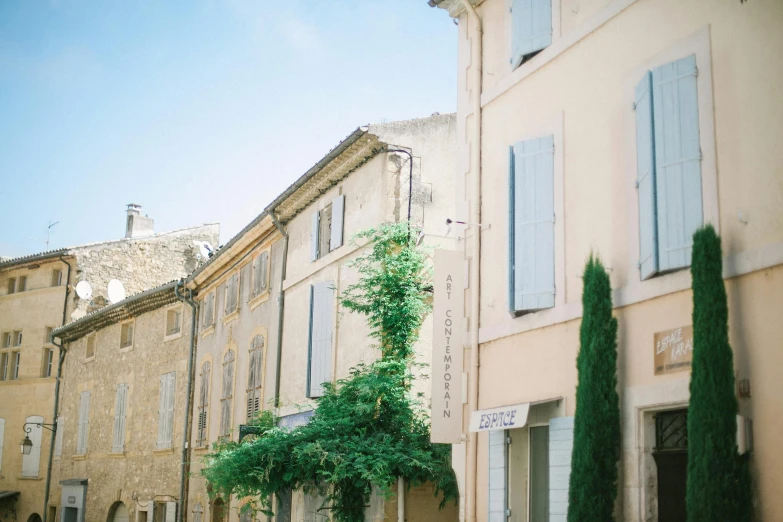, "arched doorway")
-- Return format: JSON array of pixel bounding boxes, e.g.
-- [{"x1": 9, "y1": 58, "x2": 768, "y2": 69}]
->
[
  {"x1": 27, "y1": 513, "x2": 43, "y2": 522},
  {"x1": 211, "y1": 499, "x2": 226, "y2": 522},
  {"x1": 108, "y1": 502, "x2": 130, "y2": 522}
]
